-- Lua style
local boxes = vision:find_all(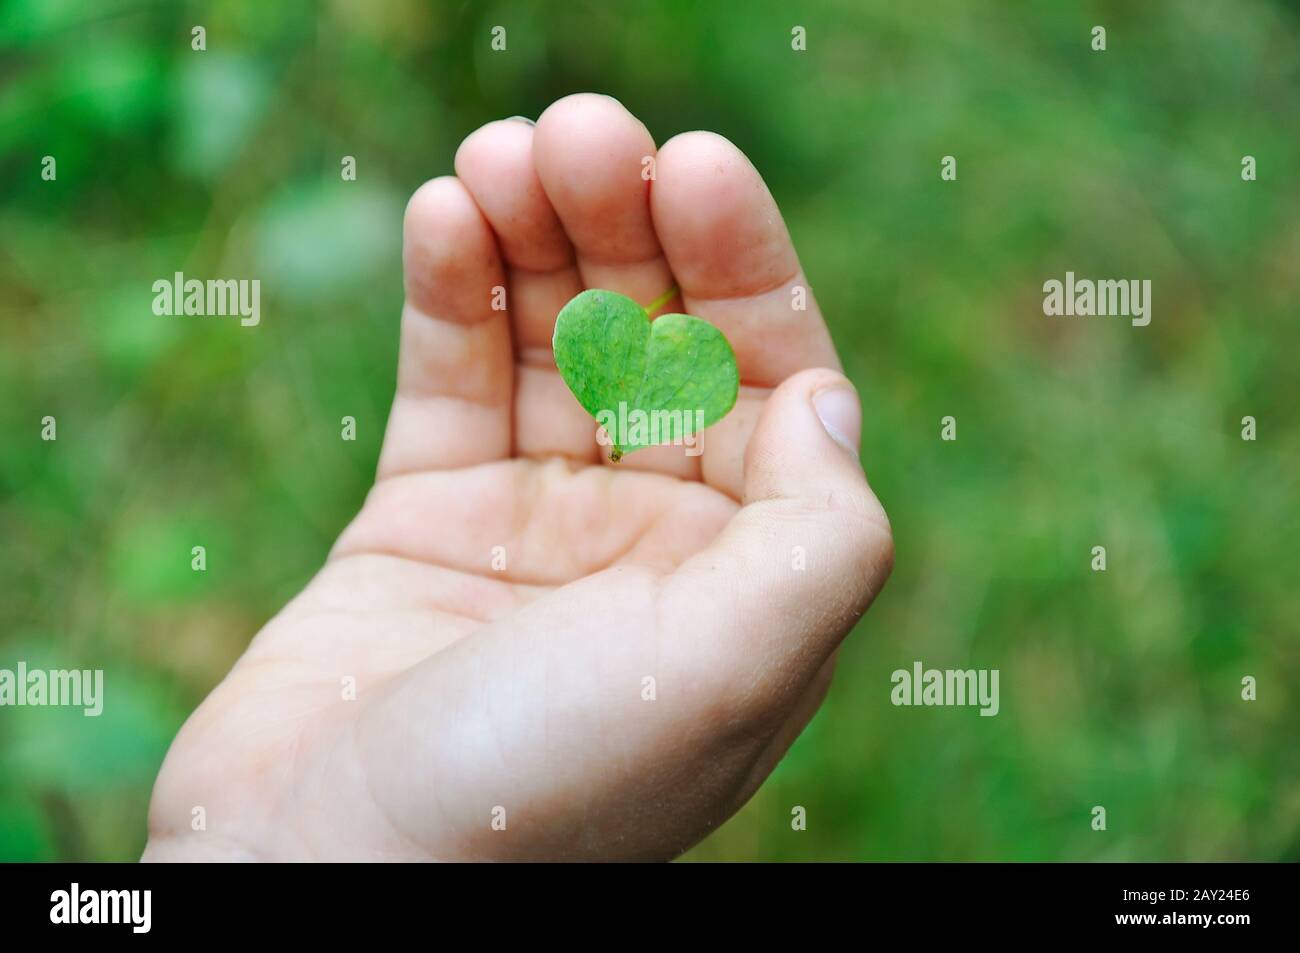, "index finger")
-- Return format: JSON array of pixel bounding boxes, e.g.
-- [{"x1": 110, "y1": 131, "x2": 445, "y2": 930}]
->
[
  {"x1": 650, "y1": 131, "x2": 840, "y2": 387},
  {"x1": 649, "y1": 132, "x2": 842, "y2": 498}
]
